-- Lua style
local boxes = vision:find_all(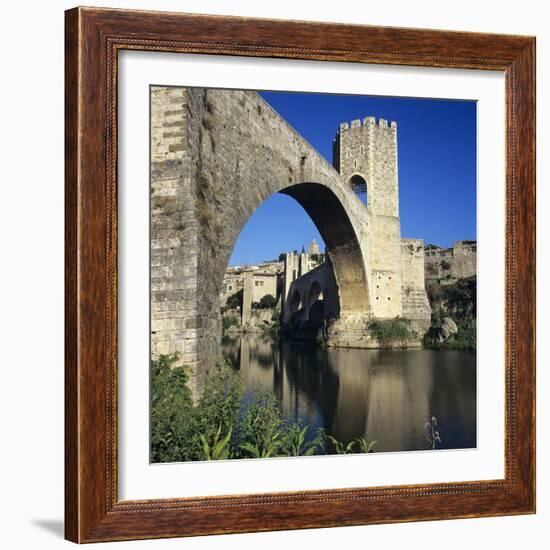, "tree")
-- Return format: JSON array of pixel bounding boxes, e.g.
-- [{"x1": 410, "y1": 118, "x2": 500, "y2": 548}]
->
[{"x1": 253, "y1": 294, "x2": 277, "y2": 309}]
